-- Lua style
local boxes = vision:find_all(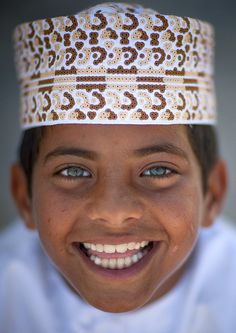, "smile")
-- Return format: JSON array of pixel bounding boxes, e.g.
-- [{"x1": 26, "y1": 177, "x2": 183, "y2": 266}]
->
[{"x1": 75, "y1": 241, "x2": 154, "y2": 270}]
